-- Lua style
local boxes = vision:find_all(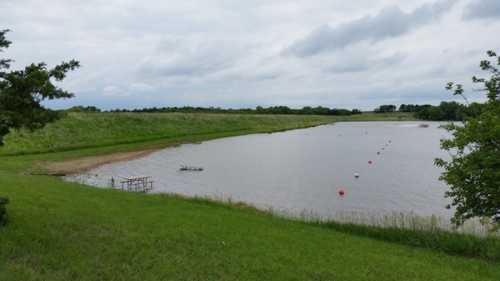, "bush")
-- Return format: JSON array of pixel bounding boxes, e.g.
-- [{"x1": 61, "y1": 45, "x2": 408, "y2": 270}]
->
[{"x1": 0, "y1": 197, "x2": 9, "y2": 226}]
